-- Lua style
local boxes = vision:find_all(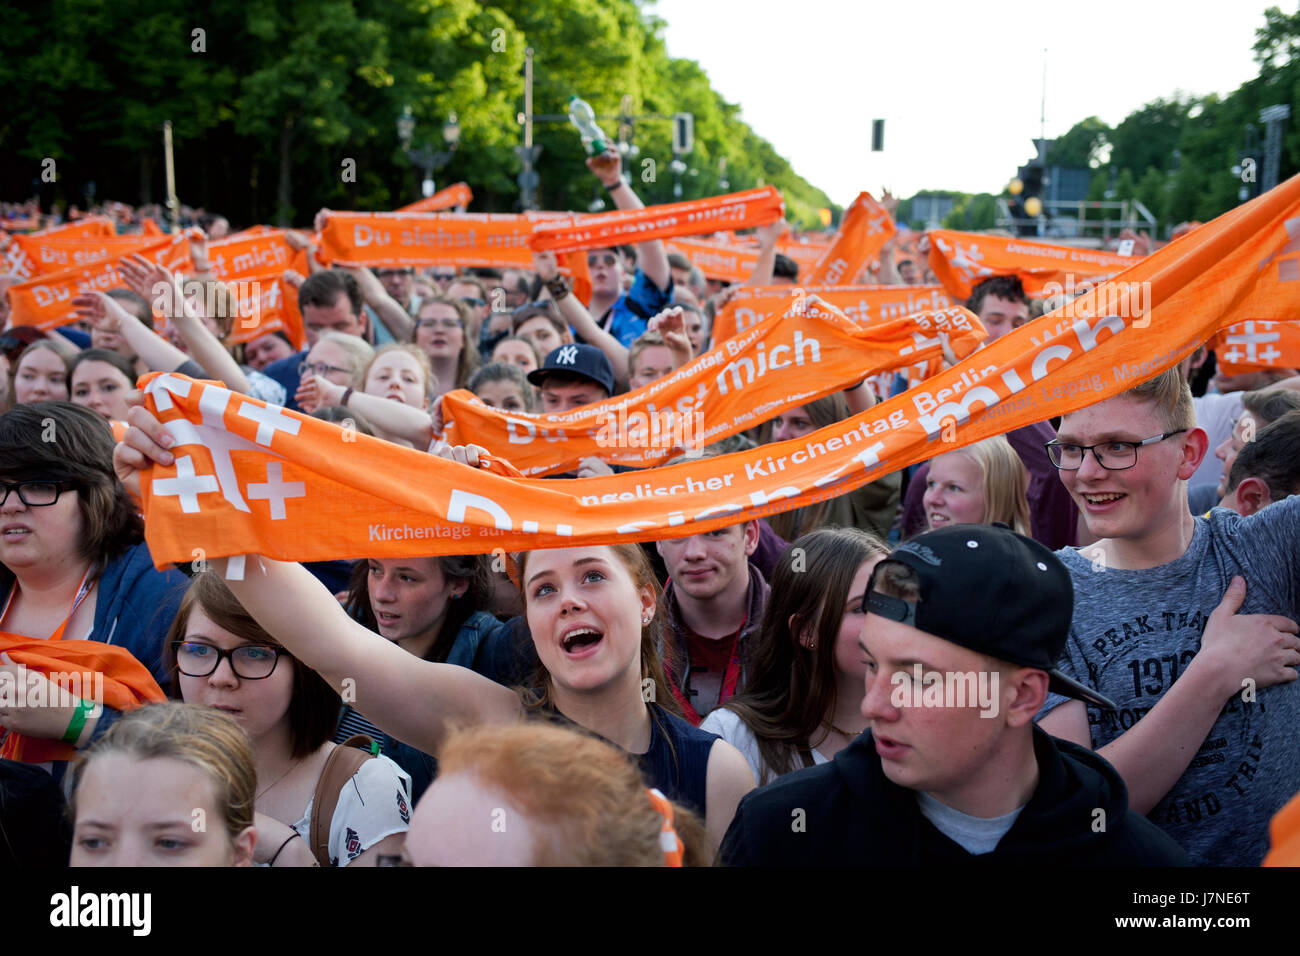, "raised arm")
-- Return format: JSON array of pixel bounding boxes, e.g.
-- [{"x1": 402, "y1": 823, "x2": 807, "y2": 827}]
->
[
  {"x1": 295, "y1": 373, "x2": 436, "y2": 447},
  {"x1": 745, "y1": 218, "x2": 787, "y2": 288},
  {"x1": 72, "y1": 291, "x2": 197, "y2": 378},
  {"x1": 534, "y1": 250, "x2": 629, "y2": 383},
  {"x1": 344, "y1": 264, "x2": 415, "y2": 342},
  {"x1": 112, "y1": 405, "x2": 520, "y2": 755},
  {"x1": 117, "y1": 253, "x2": 252, "y2": 394},
  {"x1": 587, "y1": 149, "x2": 671, "y2": 292}
]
